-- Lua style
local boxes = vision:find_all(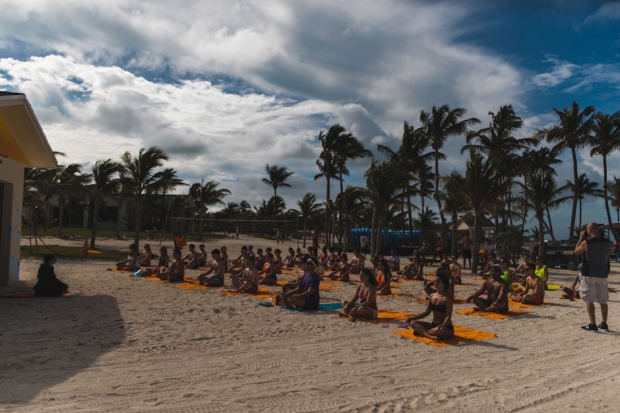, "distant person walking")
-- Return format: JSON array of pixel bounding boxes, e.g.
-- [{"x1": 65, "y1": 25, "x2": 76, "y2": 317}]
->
[
  {"x1": 236, "y1": 226, "x2": 239, "y2": 239},
  {"x1": 574, "y1": 222, "x2": 611, "y2": 331}
]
